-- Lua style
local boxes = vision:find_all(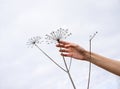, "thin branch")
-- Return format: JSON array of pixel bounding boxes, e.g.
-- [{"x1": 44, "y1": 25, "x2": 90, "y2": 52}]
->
[
  {"x1": 59, "y1": 46, "x2": 76, "y2": 89},
  {"x1": 35, "y1": 44, "x2": 67, "y2": 73},
  {"x1": 87, "y1": 40, "x2": 92, "y2": 89},
  {"x1": 87, "y1": 32, "x2": 98, "y2": 89},
  {"x1": 62, "y1": 56, "x2": 76, "y2": 89},
  {"x1": 68, "y1": 57, "x2": 72, "y2": 71}
]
